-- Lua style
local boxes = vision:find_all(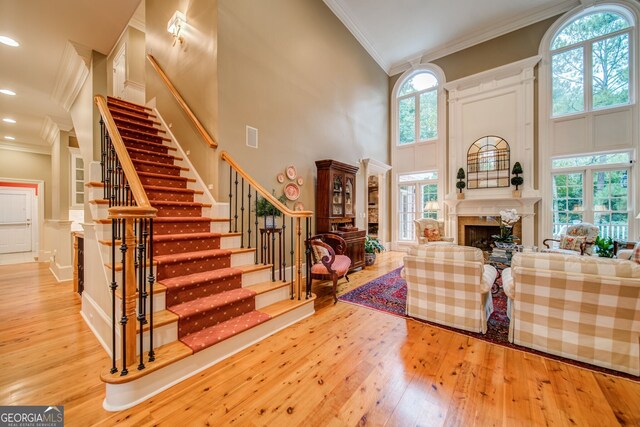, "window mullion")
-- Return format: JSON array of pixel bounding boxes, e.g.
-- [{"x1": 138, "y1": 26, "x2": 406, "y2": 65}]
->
[
  {"x1": 584, "y1": 170, "x2": 593, "y2": 224},
  {"x1": 414, "y1": 95, "x2": 420, "y2": 143}
]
